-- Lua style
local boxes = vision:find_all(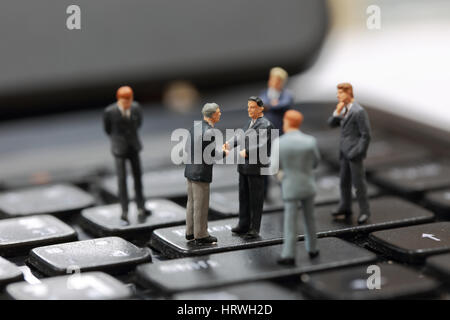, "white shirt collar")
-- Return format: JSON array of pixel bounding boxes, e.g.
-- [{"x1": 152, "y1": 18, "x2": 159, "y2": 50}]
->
[{"x1": 117, "y1": 104, "x2": 131, "y2": 117}]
